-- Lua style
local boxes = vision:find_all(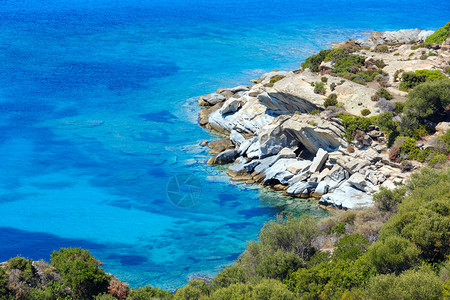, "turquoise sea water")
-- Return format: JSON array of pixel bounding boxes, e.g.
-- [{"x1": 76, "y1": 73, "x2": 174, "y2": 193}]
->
[{"x1": 0, "y1": 0, "x2": 448, "y2": 289}]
